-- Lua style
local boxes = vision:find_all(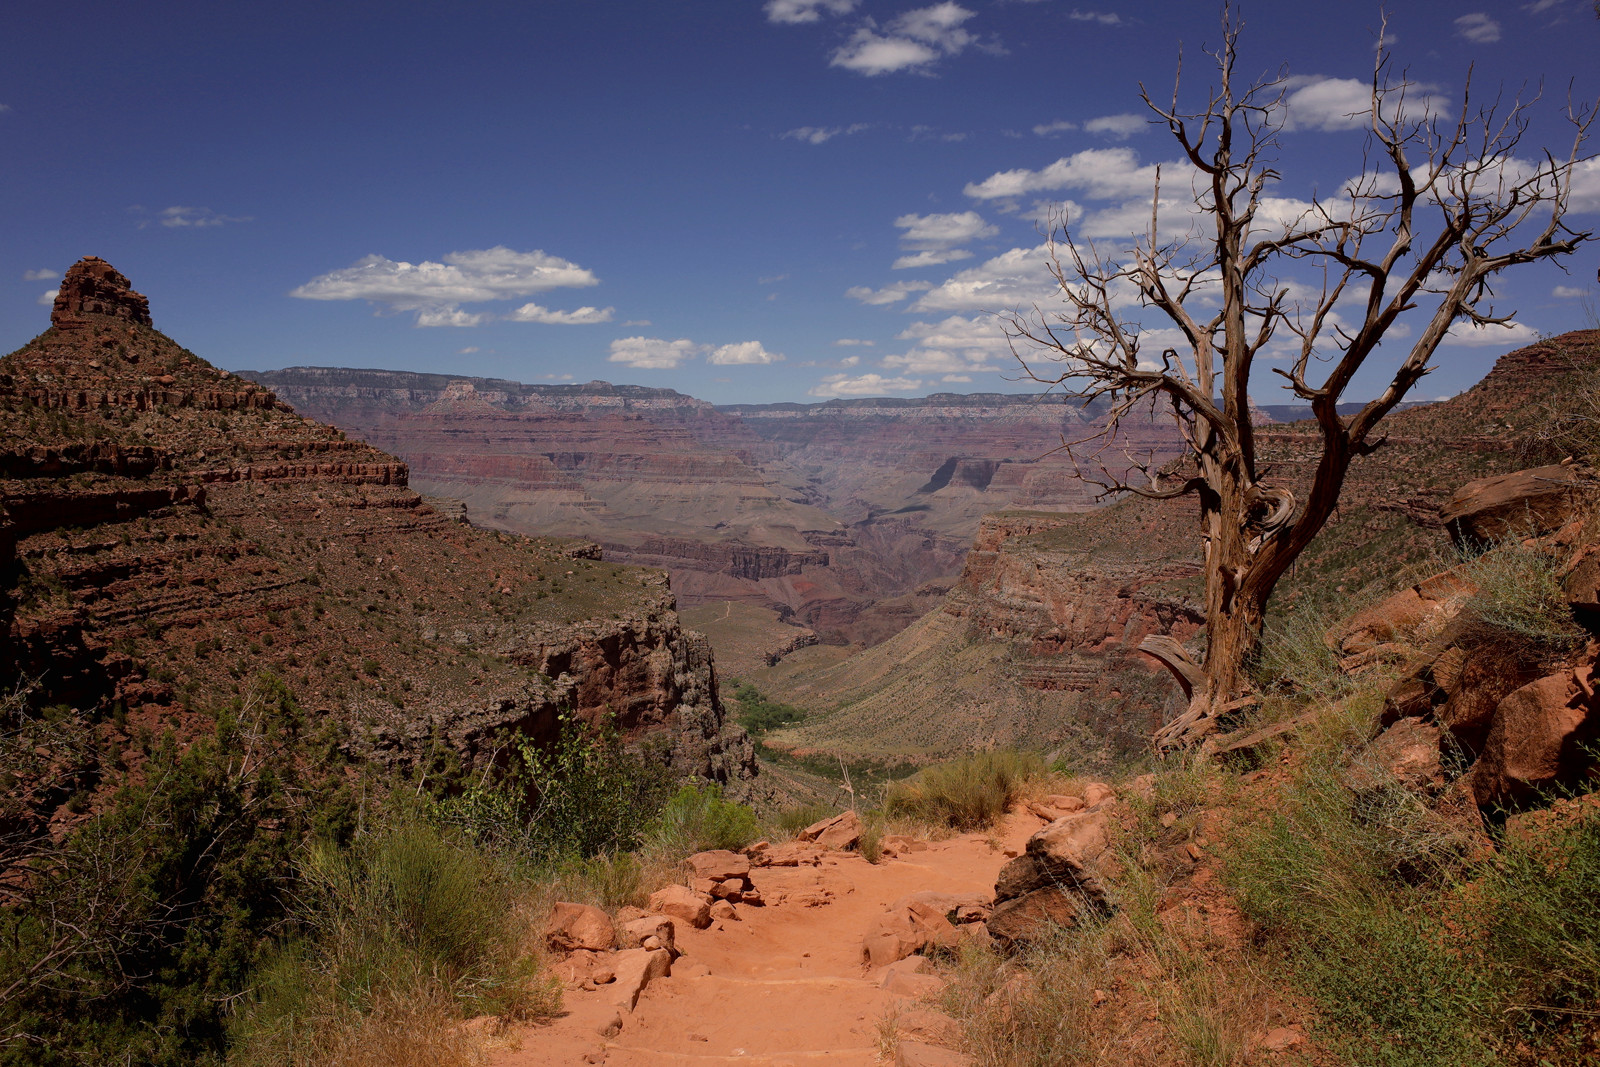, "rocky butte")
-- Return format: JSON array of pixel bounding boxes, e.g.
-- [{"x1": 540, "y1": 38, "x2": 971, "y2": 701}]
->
[{"x1": 0, "y1": 257, "x2": 753, "y2": 840}]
